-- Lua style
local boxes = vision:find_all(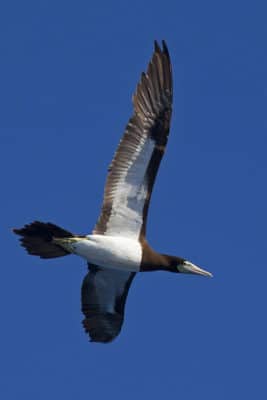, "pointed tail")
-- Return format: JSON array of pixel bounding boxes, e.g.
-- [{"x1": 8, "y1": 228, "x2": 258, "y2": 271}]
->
[{"x1": 13, "y1": 221, "x2": 74, "y2": 259}]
